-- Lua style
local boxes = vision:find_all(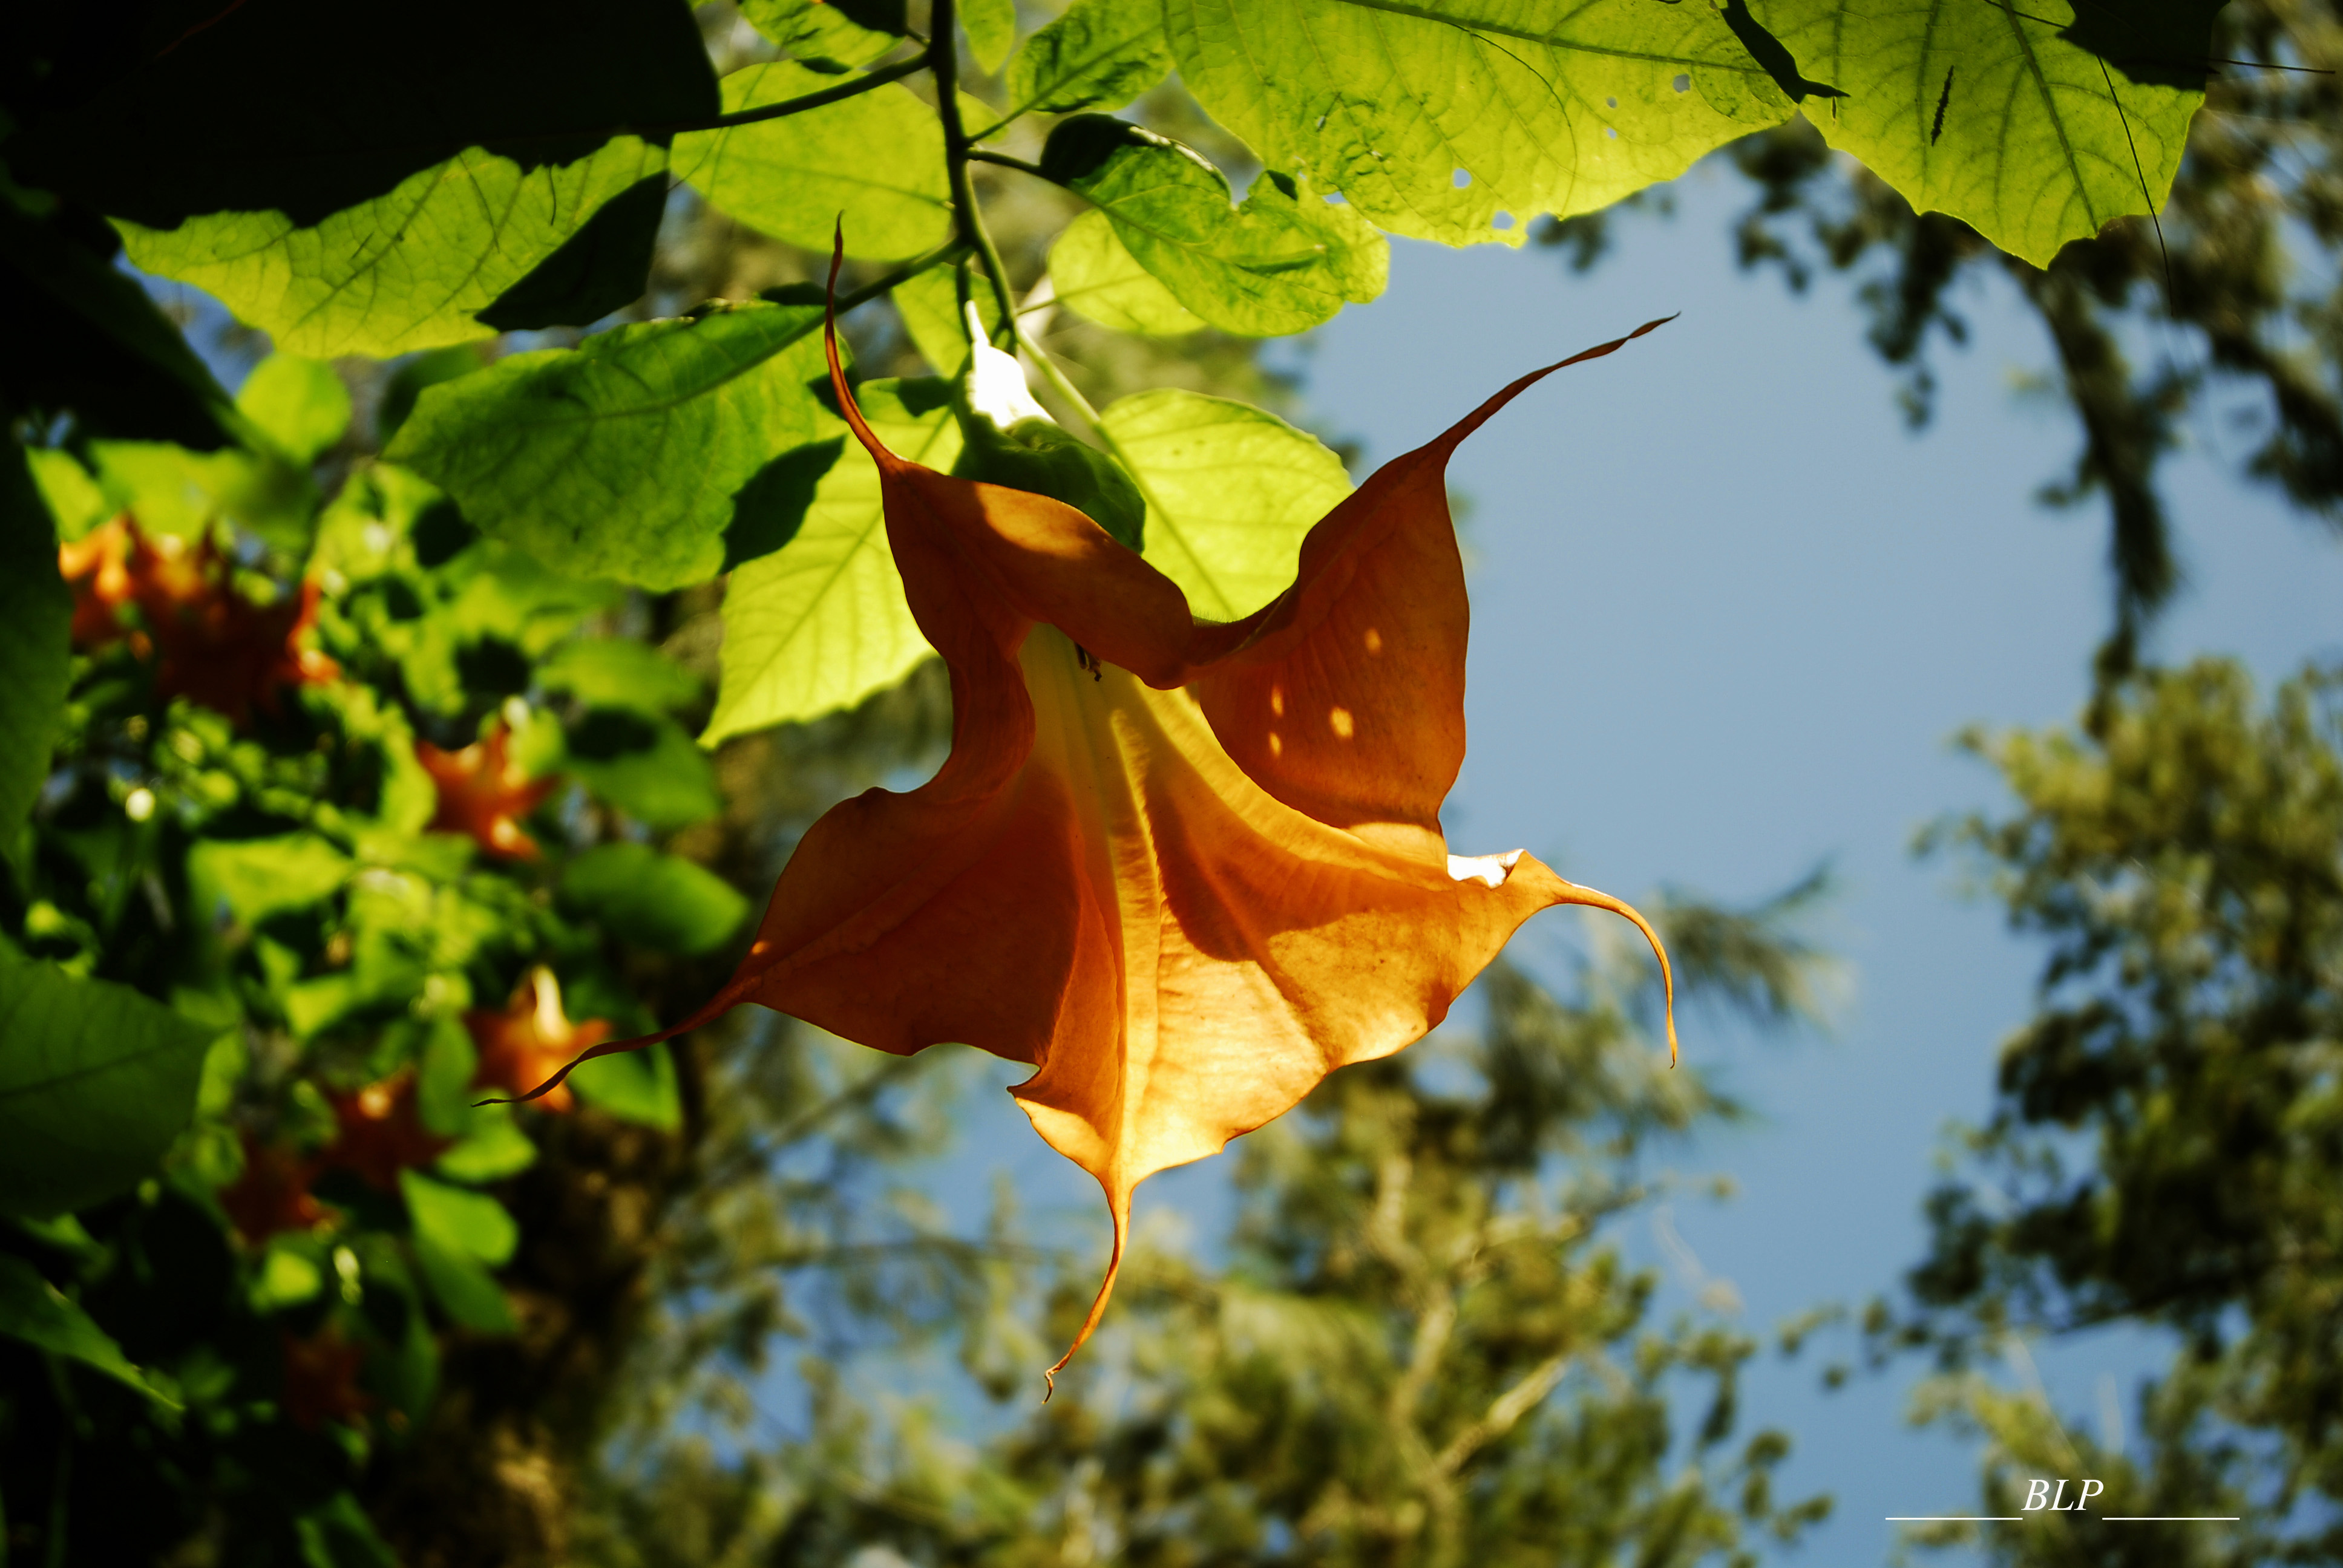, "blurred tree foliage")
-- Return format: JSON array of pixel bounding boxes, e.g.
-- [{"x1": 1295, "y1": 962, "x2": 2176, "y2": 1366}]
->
[
  {"x1": 1552, "y1": 0, "x2": 2342, "y2": 679},
  {"x1": 571, "y1": 889, "x2": 1837, "y2": 1568},
  {"x1": 1887, "y1": 658, "x2": 2343, "y2": 1564}
]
